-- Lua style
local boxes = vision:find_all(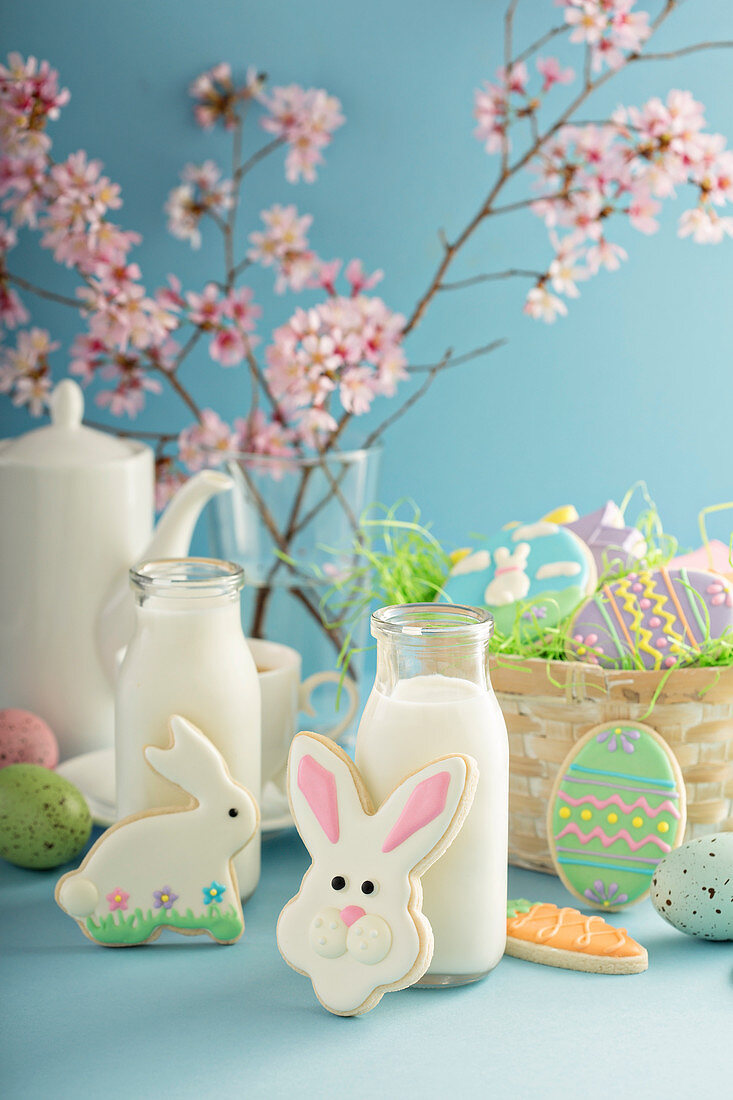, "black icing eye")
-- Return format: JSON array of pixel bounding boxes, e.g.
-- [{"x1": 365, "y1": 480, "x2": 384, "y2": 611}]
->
[
  {"x1": 331, "y1": 875, "x2": 347, "y2": 891},
  {"x1": 228, "y1": 808, "x2": 239, "y2": 818},
  {"x1": 361, "y1": 880, "x2": 377, "y2": 896}
]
